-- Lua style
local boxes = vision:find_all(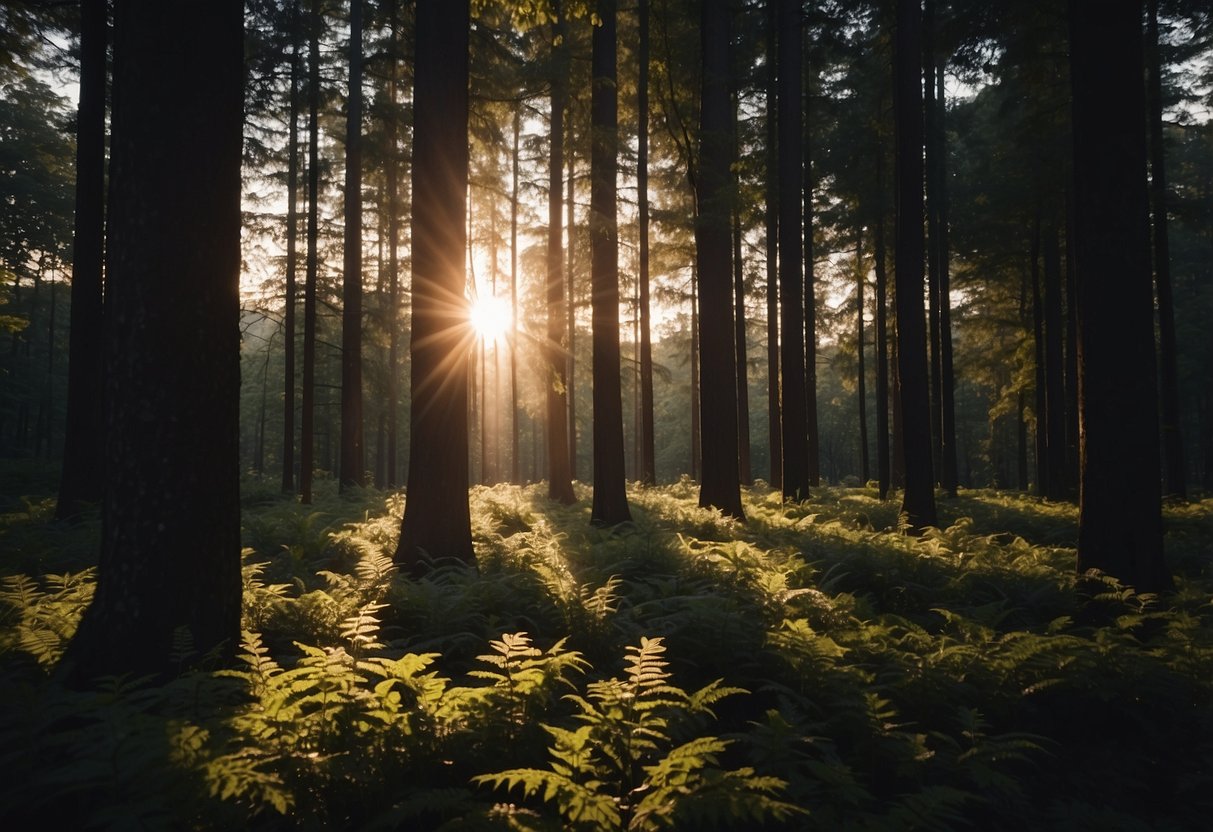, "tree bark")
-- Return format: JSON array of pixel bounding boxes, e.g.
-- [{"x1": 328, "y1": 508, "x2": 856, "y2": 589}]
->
[
  {"x1": 281, "y1": 1, "x2": 301, "y2": 494},
  {"x1": 300, "y1": 0, "x2": 321, "y2": 505},
  {"x1": 696, "y1": 0, "x2": 744, "y2": 519},
  {"x1": 386, "y1": 0, "x2": 400, "y2": 488},
  {"x1": 56, "y1": 0, "x2": 106, "y2": 520},
  {"x1": 893, "y1": 0, "x2": 936, "y2": 530},
  {"x1": 733, "y1": 173, "x2": 752, "y2": 485},
  {"x1": 339, "y1": 0, "x2": 364, "y2": 491},
  {"x1": 934, "y1": 59, "x2": 958, "y2": 497},
  {"x1": 1147, "y1": 0, "x2": 1186, "y2": 499},
  {"x1": 589, "y1": 0, "x2": 631, "y2": 525},
  {"x1": 778, "y1": 0, "x2": 808, "y2": 501},
  {"x1": 638, "y1": 0, "x2": 656, "y2": 486},
  {"x1": 1043, "y1": 215, "x2": 1067, "y2": 499},
  {"x1": 857, "y1": 226, "x2": 869, "y2": 484},
  {"x1": 397, "y1": 0, "x2": 473, "y2": 568},
  {"x1": 1070, "y1": 0, "x2": 1168, "y2": 593},
  {"x1": 874, "y1": 155, "x2": 890, "y2": 500},
  {"x1": 547, "y1": 4, "x2": 575, "y2": 504},
  {"x1": 62, "y1": 0, "x2": 243, "y2": 681},
  {"x1": 765, "y1": 0, "x2": 781, "y2": 489},
  {"x1": 803, "y1": 22, "x2": 820, "y2": 488}
]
